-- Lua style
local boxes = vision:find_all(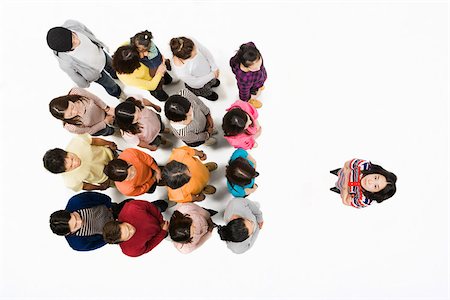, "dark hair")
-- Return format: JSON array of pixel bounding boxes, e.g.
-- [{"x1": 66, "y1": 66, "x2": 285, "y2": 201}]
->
[
  {"x1": 170, "y1": 37, "x2": 195, "y2": 60},
  {"x1": 114, "y1": 97, "x2": 144, "y2": 135},
  {"x1": 104, "y1": 159, "x2": 130, "y2": 182},
  {"x1": 236, "y1": 43, "x2": 261, "y2": 68},
  {"x1": 49, "y1": 210, "x2": 71, "y2": 236},
  {"x1": 131, "y1": 30, "x2": 153, "y2": 49},
  {"x1": 49, "y1": 94, "x2": 87, "y2": 126},
  {"x1": 102, "y1": 221, "x2": 123, "y2": 244},
  {"x1": 162, "y1": 161, "x2": 191, "y2": 189},
  {"x1": 361, "y1": 164, "x2": 397, "y2": 203},
  {"x1": 43, "y1": 148, "x2": 68, "y2": 174},
  {"x1": 217, "y1": 218, "x2": 249, "y2": 242},
  {"x1": 222, "y1": 108, "x2": 250, "y2": 136},
  {"x1": 112, "y1": 45, "x2": 141, "y2": 74},
  {"x1": 169, "y1": 211, "x2": 193, "y2": 243},
  {"x1": 226, "y1": 157, "x2": 258, "y2": 188},
  {"x1": 164, "y1": 95, "x2": 191, "y2": 122},
  {"x1": 46, "y1": 27, "x2": 72, "y2": 52}
]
